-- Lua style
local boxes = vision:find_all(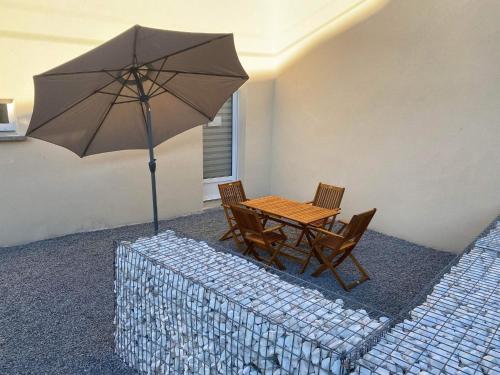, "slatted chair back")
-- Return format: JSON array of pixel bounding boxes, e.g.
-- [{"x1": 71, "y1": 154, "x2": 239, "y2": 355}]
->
[
  {"x1": 218, "y1": 181, "x2": 248, "y2": 249},
  {"x1": 294, "y1": 183, "x2": 344, "y2": 250},
  {"x1": 230, "y1": 205, "x2": 264, "y2": 237},
  {"x1": 312, "y1": 183, "x2": 345, "y2": 210},
  {"x1": 342, "y1": 208, "x2": 377, "y2": 245},
  {"x1": 218, "y1": 180, "x2": 247, "y2": 207}
]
